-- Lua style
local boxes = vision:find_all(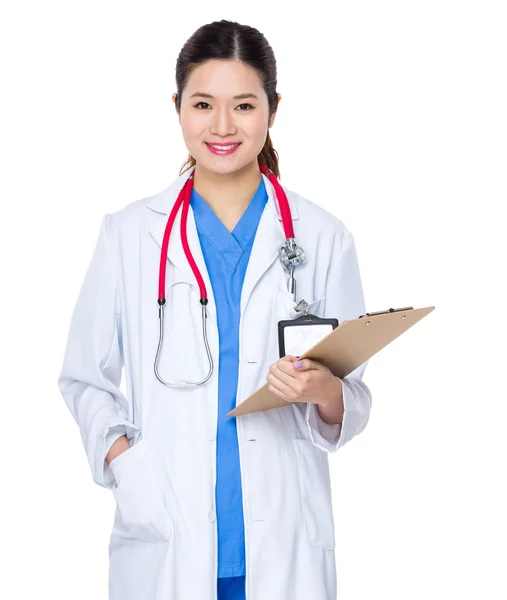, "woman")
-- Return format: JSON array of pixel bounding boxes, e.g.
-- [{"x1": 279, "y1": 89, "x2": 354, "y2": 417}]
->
[{"x1": 58, "y1": 19, "x2": 372, "y2": 600}]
